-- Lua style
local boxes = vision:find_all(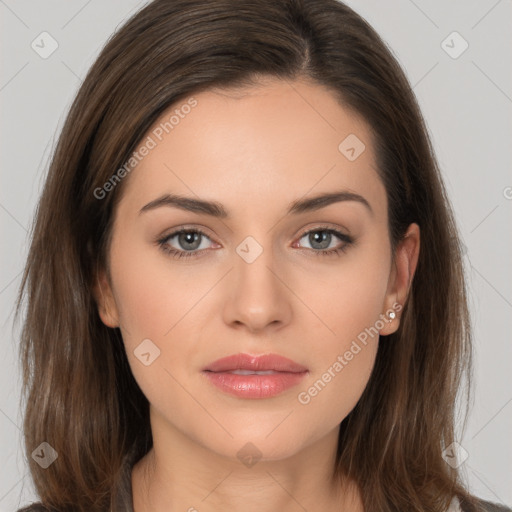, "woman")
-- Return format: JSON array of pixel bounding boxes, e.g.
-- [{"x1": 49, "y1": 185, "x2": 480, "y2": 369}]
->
[{"x1": 15, "y1": 0, "x2": 510, "y2": 511}]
